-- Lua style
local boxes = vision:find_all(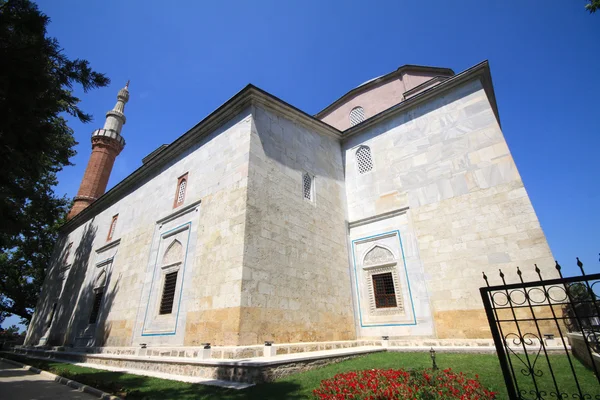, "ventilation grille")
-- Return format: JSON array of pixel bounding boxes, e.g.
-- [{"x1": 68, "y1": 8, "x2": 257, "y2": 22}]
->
[
  {"x1": 356, "y1": 146, "x2": 373, "y2": 174},
  {"x1": 303, "y1": 173, "x2": 312, "y2": 200},
  {"x1": 349, "y1": 107, "x2": 365, "y2": 126},
  {"x1": 159, "y1": 271, "x2": 178, "y2": 315},
  {"x1": 177, "y1": 180, "x2": 186, "y2": 204},
  {"x1": 89, "y1": 290, "x2": 104, "y2": 324},
  {"x1": 372, "y1": 272, "x2": 397, "y2": 308}
]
